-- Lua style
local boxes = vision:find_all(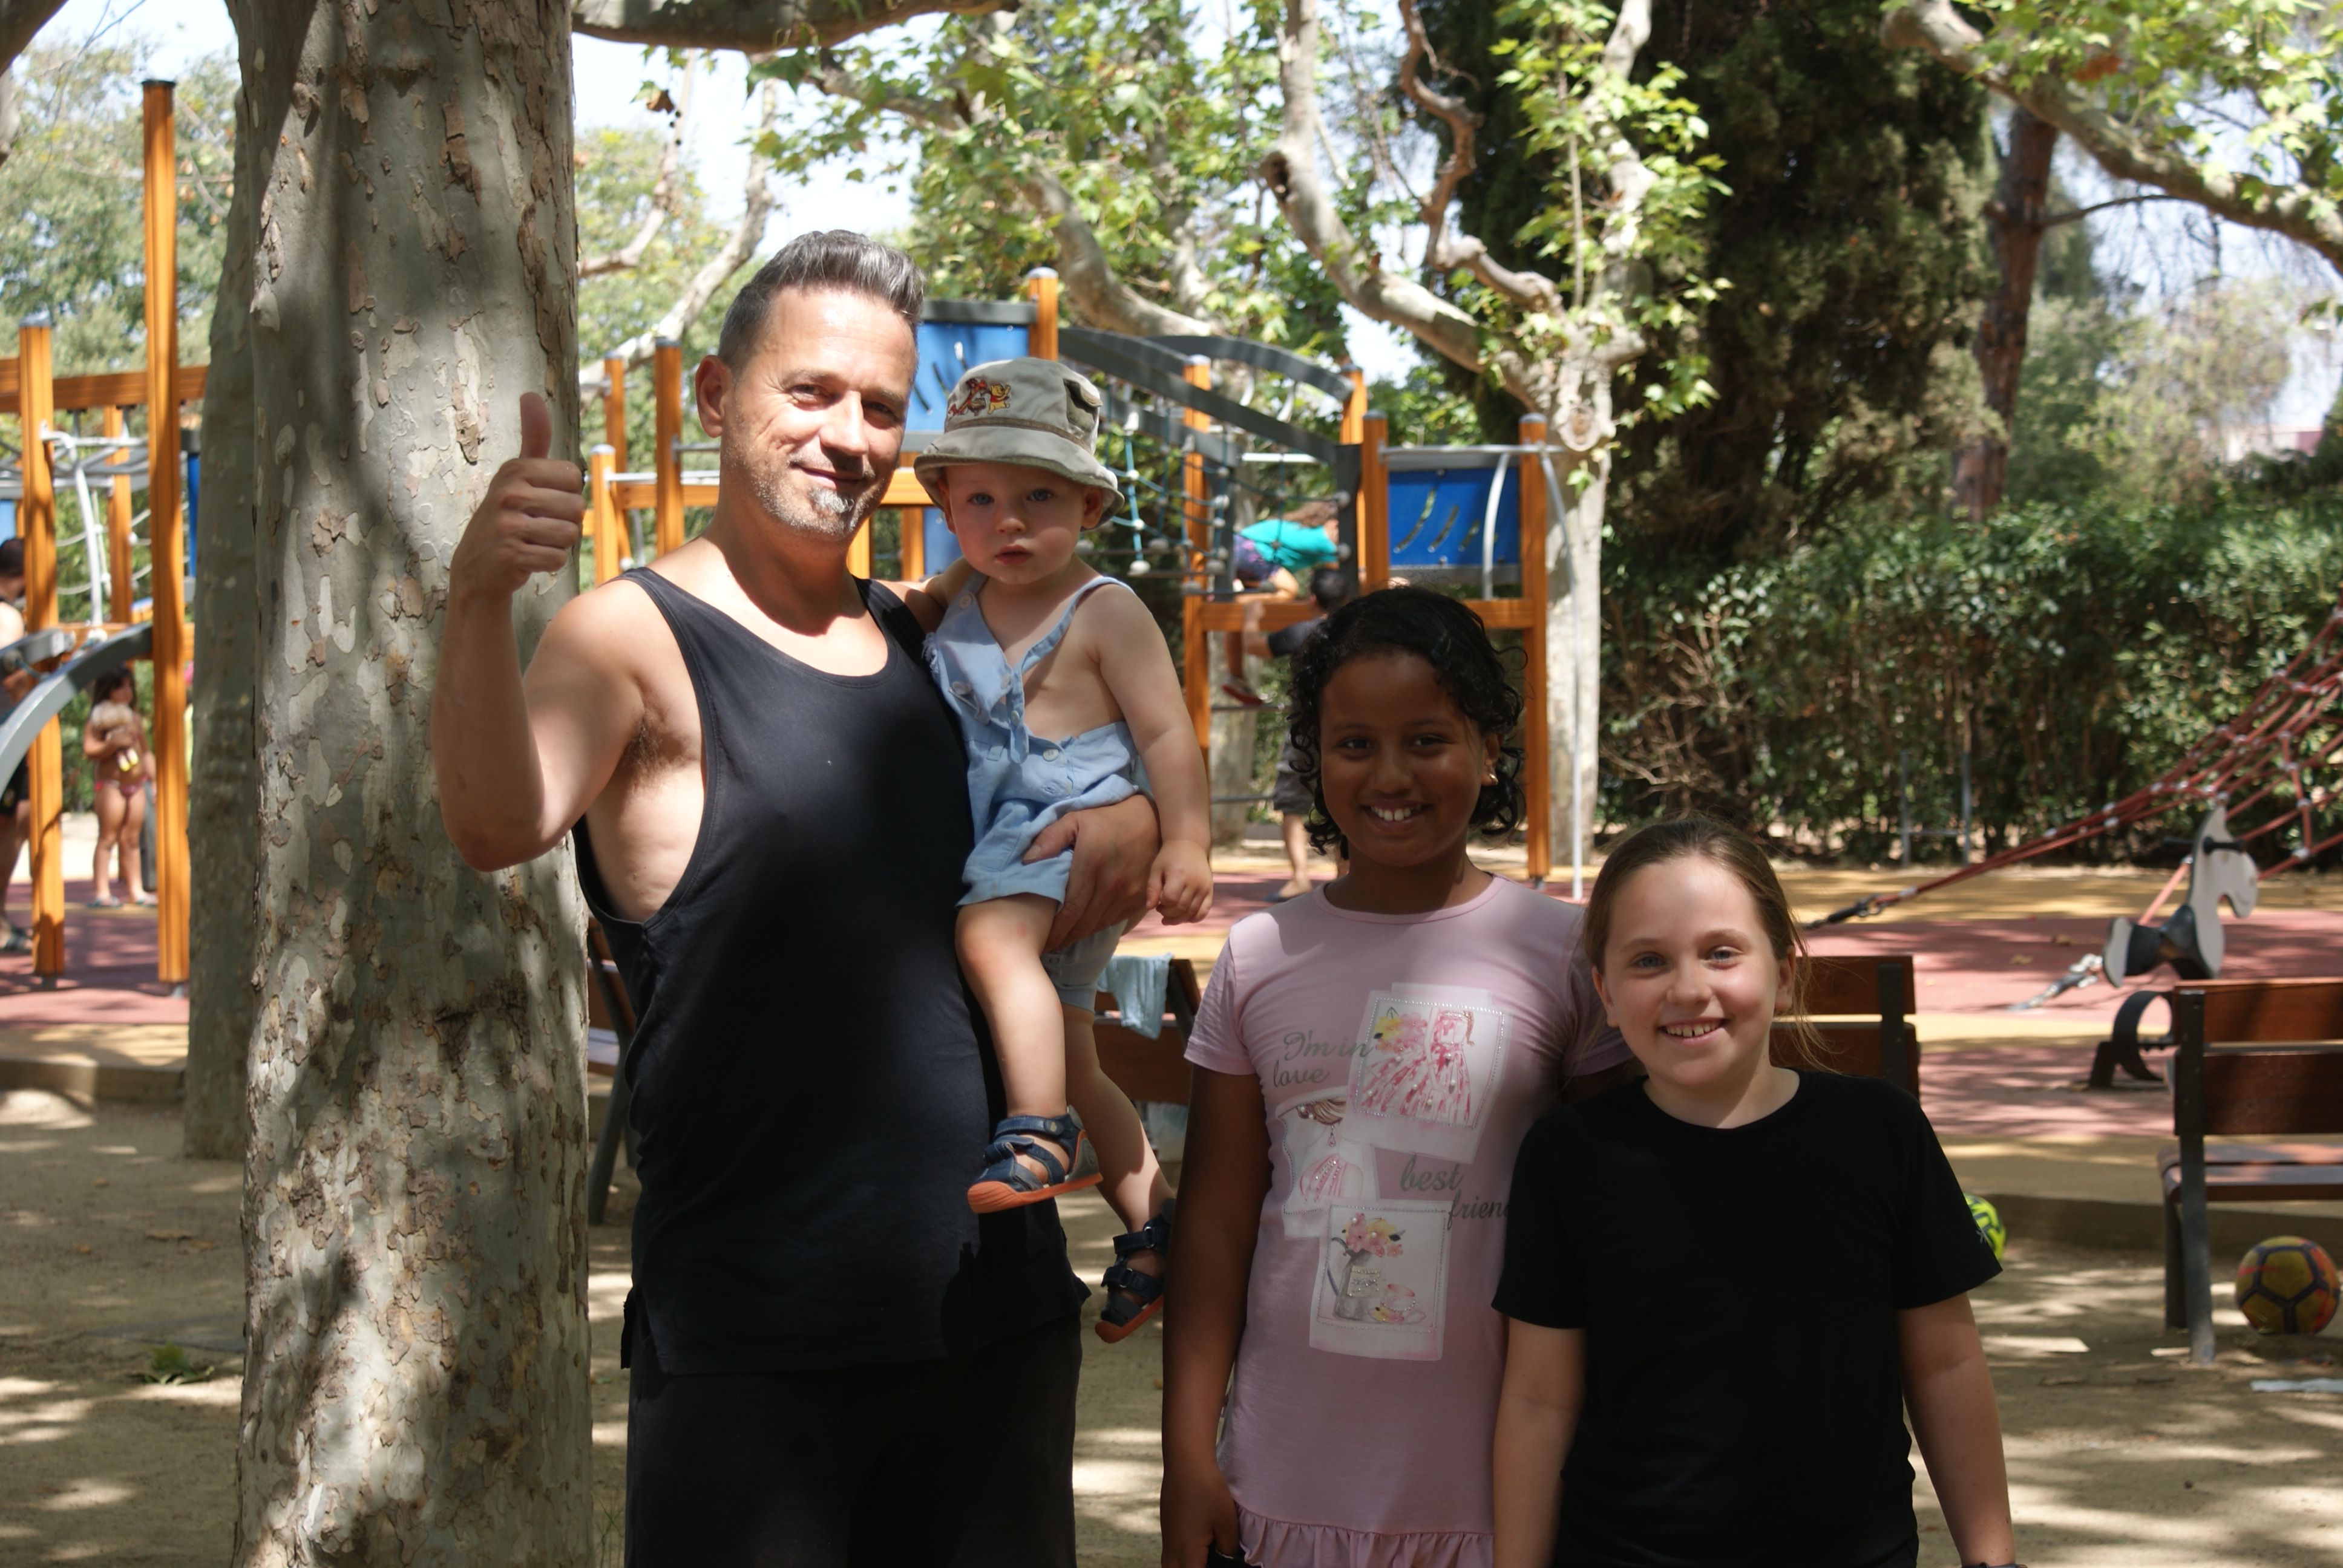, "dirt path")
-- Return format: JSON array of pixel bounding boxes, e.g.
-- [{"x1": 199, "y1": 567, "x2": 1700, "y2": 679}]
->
[{"x1": 3, "y1": 1091, "x2": 2338, "y2": 1565}]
